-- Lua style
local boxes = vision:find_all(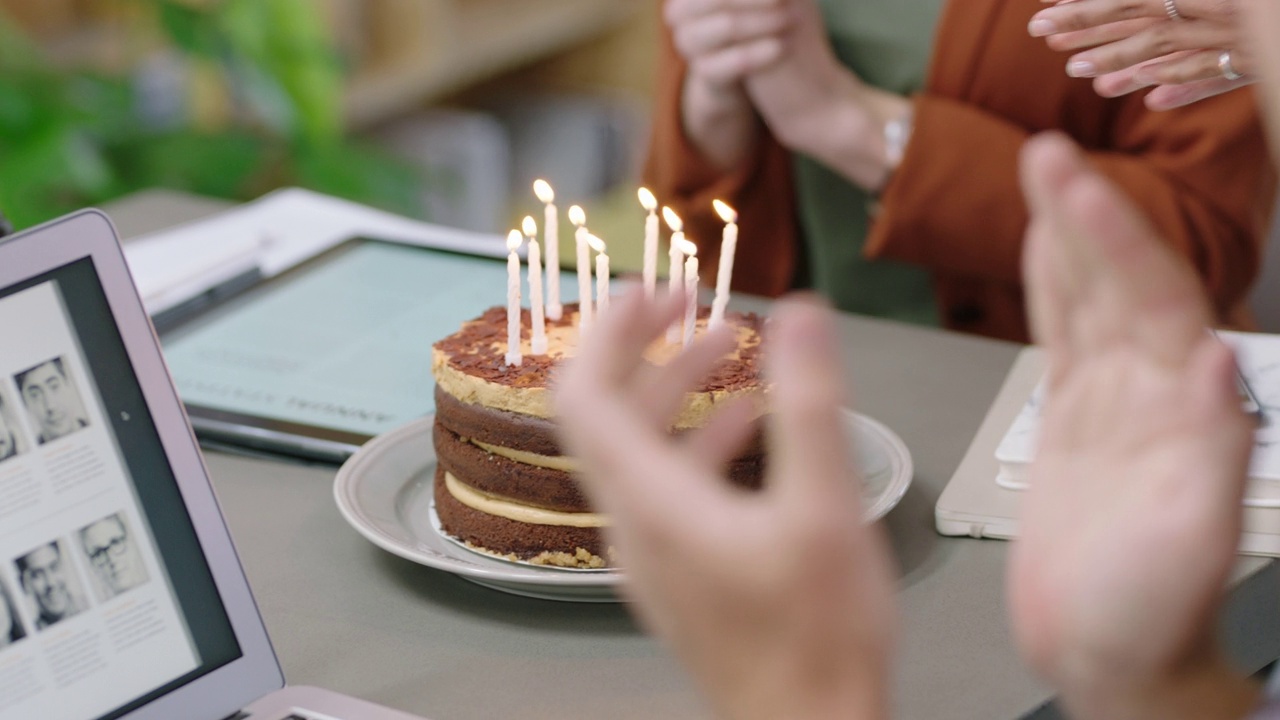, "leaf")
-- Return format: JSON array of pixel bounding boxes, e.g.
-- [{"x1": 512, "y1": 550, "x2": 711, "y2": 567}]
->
[
  {"x1": 291, "y1": 142, "x2": 425, "y2": 219},
  {"x1": 157, "y1": 0, "x2": 222, "y2": 58},
  {"x1": 111, "y1": 131, "x2": 269, "y2": 199}
]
